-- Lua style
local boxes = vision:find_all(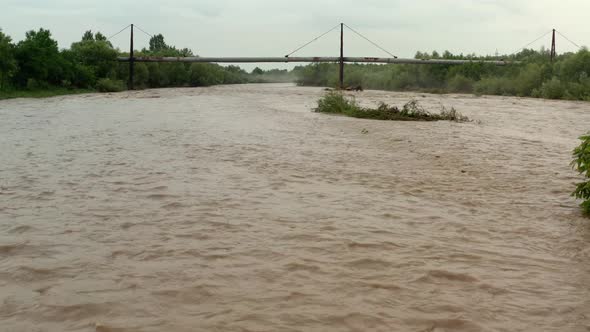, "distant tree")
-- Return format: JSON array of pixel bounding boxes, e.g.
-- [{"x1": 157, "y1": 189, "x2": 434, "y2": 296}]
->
[
  {"x1": 0, "y1": 29, "x2": 17, "y2": 90},
  {"x1": 149, "y1": 34, "x2": 168, "y2": 52},
  {"x1": 146, "y1": 63, "x2": 161, "y2": 87},
  {"x1": 223, "y1": 65, "x2": 247, "y2": 84},
  {"x1": 164, "y1": 63, "x2": 189, "y2": 85},
  {"x1": 178, "y1": 47, "x2": 193, "y2": 57},
  {"x1": 252, "y1": 67, "x2": 264, "y2": 75},
  {"x1": 82, "y1": 30, "x2": 94, "y2": 41},
  {"x1": 93, "y1": 31, "x2": 112, "y2": 47},
  {"x1": 70, "y1": 36, "x2": 118, "y2": 80},
  {"x1": 189, "y1": 63, "x2": 222, "y2": 86},
  {"x1": 14, "y1": 28, "x2": 63, "y2": 87},
  {"x1": 94, "y1": 32, "x2": 106, "y2": 41},
  {"x1": 59, "y1": 49, "x2": 95, "y2": 88},
  {"x1": 559, "y1": 48, "x2": 590, "y2": 82},
  {"x1": 134, "y1": 62, "x2": 149, "y2": 87}
]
